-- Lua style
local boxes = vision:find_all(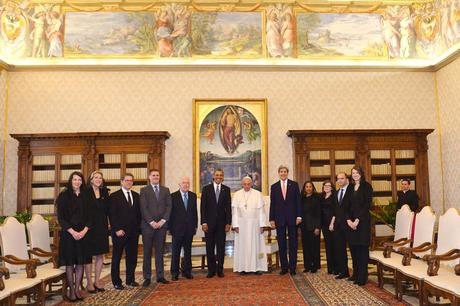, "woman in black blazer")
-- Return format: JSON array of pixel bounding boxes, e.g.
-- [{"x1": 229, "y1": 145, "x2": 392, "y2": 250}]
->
[
  {"x1": 57, "y1": 171, "x2": 92, "y2": 302},
  {"x1": 345, "y1": 165, "x2": 373, "y2": 286},
  {"x1": 300, "y1": 181, "x2": 321, "y2": 273},
  {"x1": 320, "y1": 180, "x2": 337, "y2": 275}
]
